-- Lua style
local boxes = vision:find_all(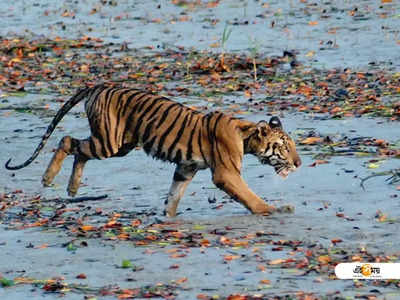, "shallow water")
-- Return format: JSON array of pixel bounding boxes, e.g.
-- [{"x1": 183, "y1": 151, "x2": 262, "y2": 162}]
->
[
  {"x1": 2, "y1": 100, "x2": 400, "y2": 298},
  {"x1": 1, "y1": 0, "x2": 399, "y2": 70},
  {"x1": 1, "y1": 0, "x2": 400, "y2": 299}
]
